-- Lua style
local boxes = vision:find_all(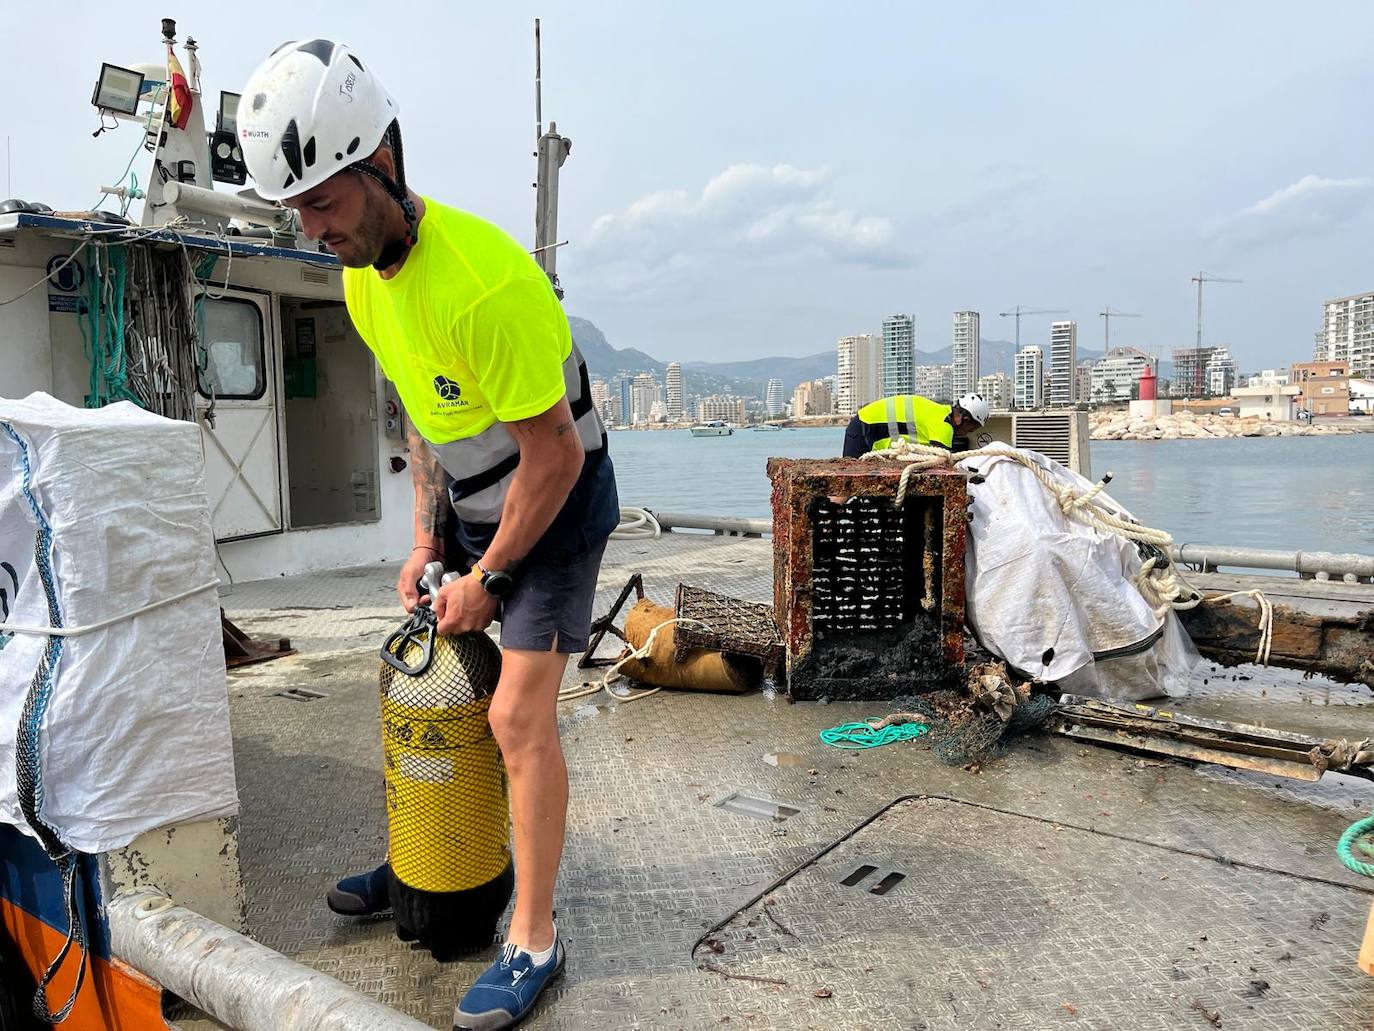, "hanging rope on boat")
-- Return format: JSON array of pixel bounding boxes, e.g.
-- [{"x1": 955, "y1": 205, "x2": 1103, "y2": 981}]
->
[
  {"x1": 610, "y1": 506, "x2": 662, "y2": 540},
  {"x1": 862, "y1": 439, "x2": 1275, "y2": 666}
]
